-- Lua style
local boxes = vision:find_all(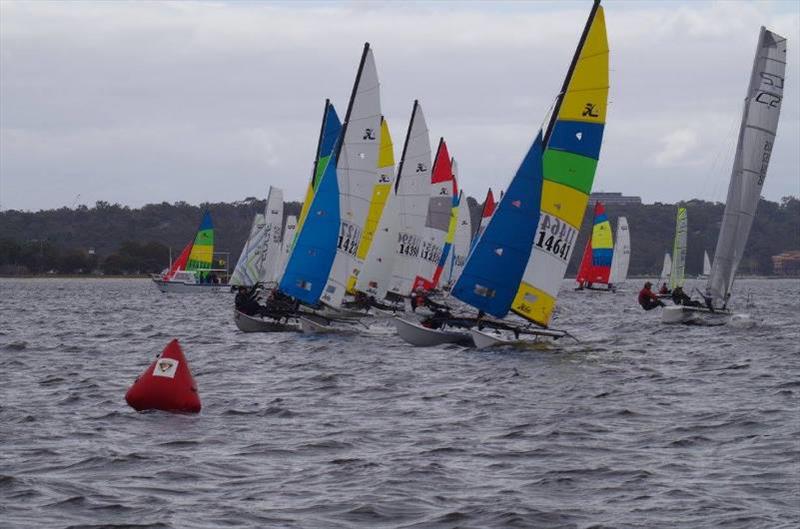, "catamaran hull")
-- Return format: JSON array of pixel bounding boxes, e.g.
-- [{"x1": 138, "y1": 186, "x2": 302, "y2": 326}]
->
[
  {"x1": 661, "y1": 305, "x2": 732, "y2": 325},
  {"x1": 234, "y1": 310, "x2": 300, "y2": 333},
  {"x1": 393, "y1": 317, "x2": 472, "y2": 347},
  {"x1": 470, "y1": 327, "x2": 569, "y2": 349},
  {"x1": 153, "y1": 279, "x2": 231, "y2": 294}
]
